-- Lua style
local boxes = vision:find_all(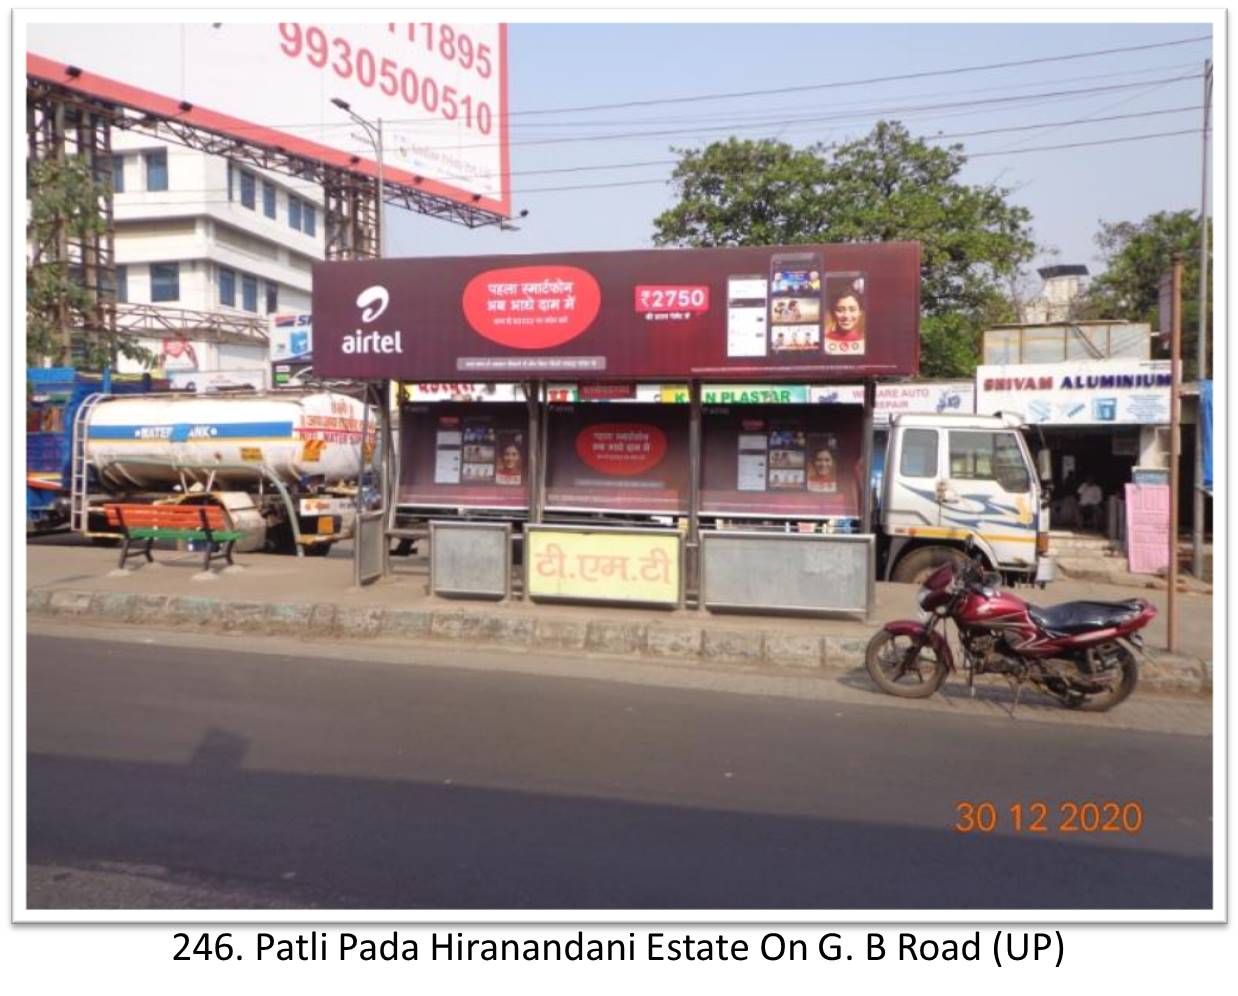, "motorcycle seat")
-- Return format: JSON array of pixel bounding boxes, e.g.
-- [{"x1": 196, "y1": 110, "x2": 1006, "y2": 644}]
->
[{"x1": 1027, "y1": 599, "x2": 1146, "y2": 636}]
